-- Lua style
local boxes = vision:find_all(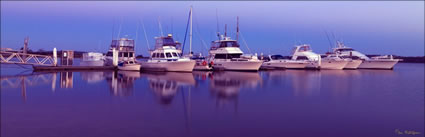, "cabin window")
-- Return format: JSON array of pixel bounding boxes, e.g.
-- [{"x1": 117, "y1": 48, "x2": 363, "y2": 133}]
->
[
  {"x1": 152, "y1": 53, "x2": 157, "y2": 58},
  {"x1": 296, "y1": 56, "x2": 309, "y2": 60},
  {"x1": 119, "y1": 52, "x2": 124, "y2": 57},
  {"x1": 160, "y1": 53, "x2": 165, "y2": 58},
  {"x1": 219, "y1": 41, "x2": 239, "y2": 48},
  {"x1": 214, "y1": 54, "x2": 242, "y2": 59},
  {"x1": 227, "y1": 54, "x2": 242, "y2": 59},
  {"x1": 172, "y1": 52, "x2": 178, "y2": 57},
  {"x1": 124, "y1": 52, "x2": 129, "y2": 57},
  {"x1": 130, "y1": 53, "x2": 134, "y2": 57},
  {"x1": 215, "y1": 54, "x2": 227, "y2": 59},
  {"x1": 166, "y1": 53, "x2": 172, "y2": 58}
]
